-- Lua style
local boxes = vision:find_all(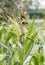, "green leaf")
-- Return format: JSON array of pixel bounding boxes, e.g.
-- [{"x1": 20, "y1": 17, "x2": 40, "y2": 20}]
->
[
  {"x1": 31, "y1": 32, "x2": 38, "y2": 41},
  {"x1": 32, "y1": 56, "x2": 39, "y2": 65},
  {"x1": 0, "y1": 62, "x2": 3, "y2": 65},
  {"x1": 0, "y1": 42, "x2": 9, "y2": 49},
  {"x1": 18, "y1": 48, "x2": 23, "y2": 64},
  {"x1": 14, "y1": 62, "x2": 21, "y2": 65},
  {"x1": 0, "y1": 29, "x2": 2, "y2": 39},
  {"x1": 27, "y1": 21, "x2": 35, "y2": 36},
  {"x1": 0, "y1": 27, "x2": 6, "y2": 40},
  {"x1": 33, "y1": 53, "x2": 44, "y2": 65},
  {"x1": 24, "y1": 37, "x2": 34, "y2": 60},
  {"x1": 6, "y1": 31, "x2": 17, "y2": 43},
  {"x1": 24, "y1": 32, "x2": 37, "y2": 60},
  {"x1": 24, "y1": 32, "x2": 37, "y2": 55}
]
